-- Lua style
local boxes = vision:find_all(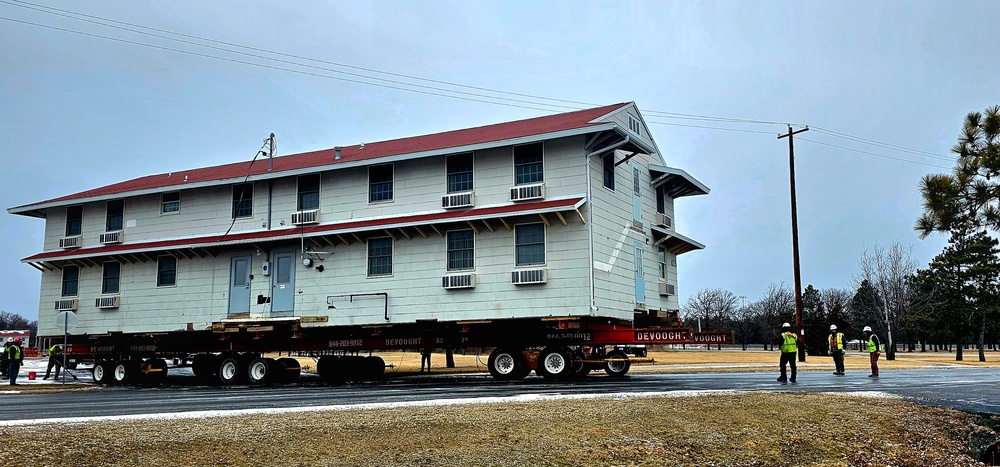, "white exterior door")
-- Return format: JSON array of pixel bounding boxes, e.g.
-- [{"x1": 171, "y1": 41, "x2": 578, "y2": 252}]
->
[
  {"x1": 228, "y1": 255, "x2": 252, "y2": 315},
  {"x1": 270, "y1": 251, "x2": 295, "y2": 316}
]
